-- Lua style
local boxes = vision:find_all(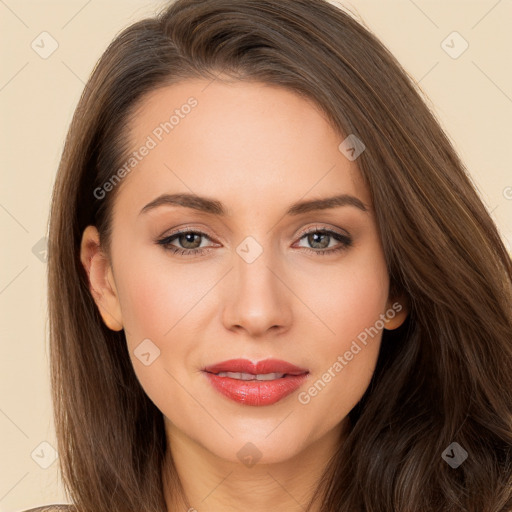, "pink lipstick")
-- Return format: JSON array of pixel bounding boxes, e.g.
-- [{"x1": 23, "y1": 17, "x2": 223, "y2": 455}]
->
[{"x1": 202, "y1": 358, "x2": 310, "y2": 406}]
